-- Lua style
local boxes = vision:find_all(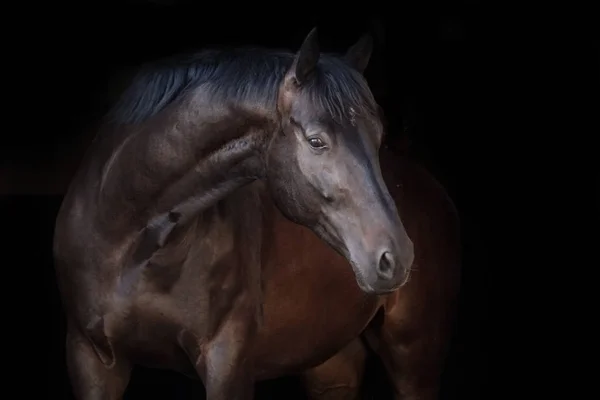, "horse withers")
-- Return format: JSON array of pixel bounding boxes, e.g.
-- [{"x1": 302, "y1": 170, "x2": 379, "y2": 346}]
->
[{"x1": 53, "y1": 28, "x2": 414, "y2": 399}]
